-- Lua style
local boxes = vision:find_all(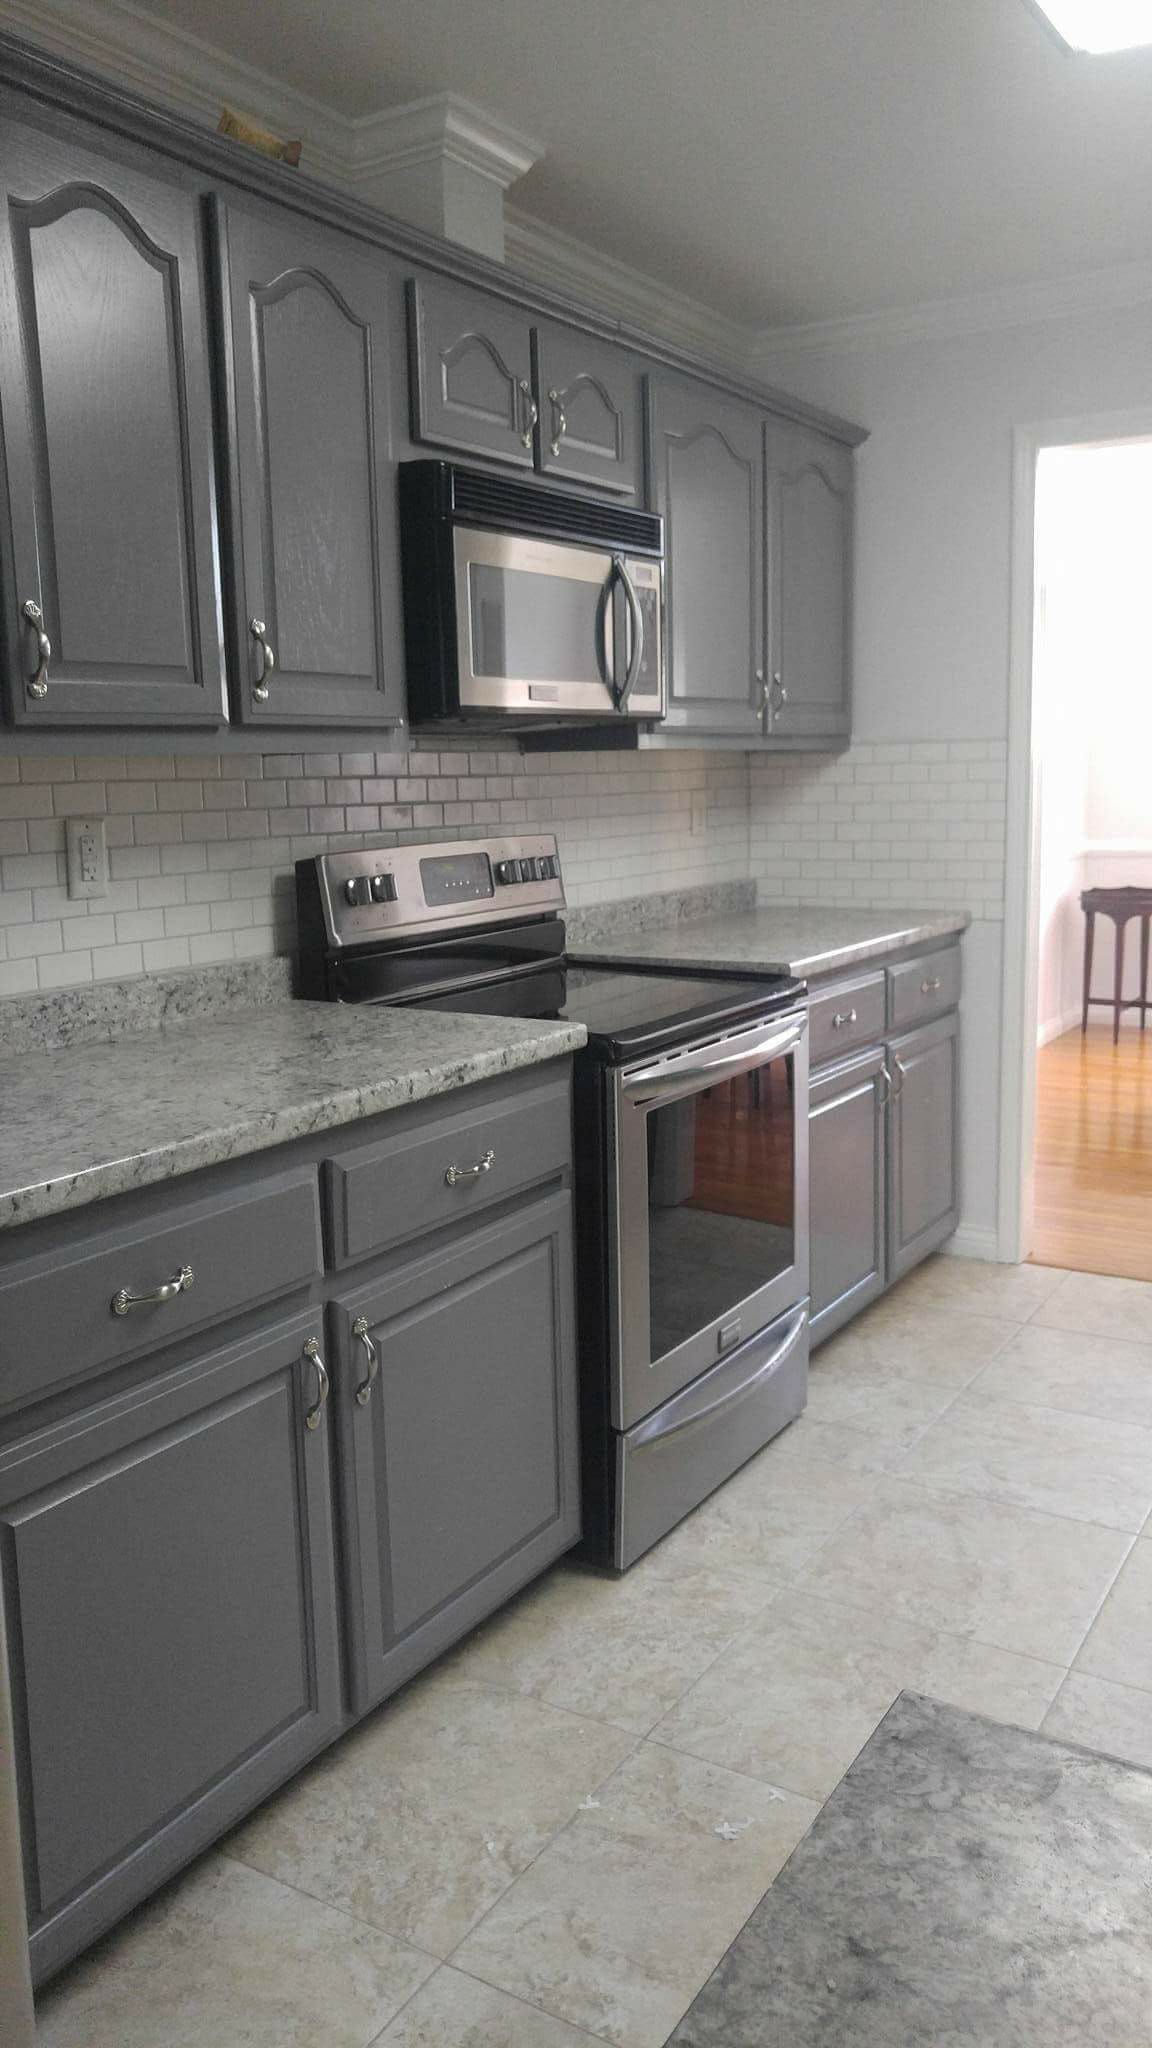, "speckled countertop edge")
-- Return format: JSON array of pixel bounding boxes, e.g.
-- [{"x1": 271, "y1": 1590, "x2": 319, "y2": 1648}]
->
[{"x1": 569, "y1": 903, "x2": 971, "y2": 981}]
